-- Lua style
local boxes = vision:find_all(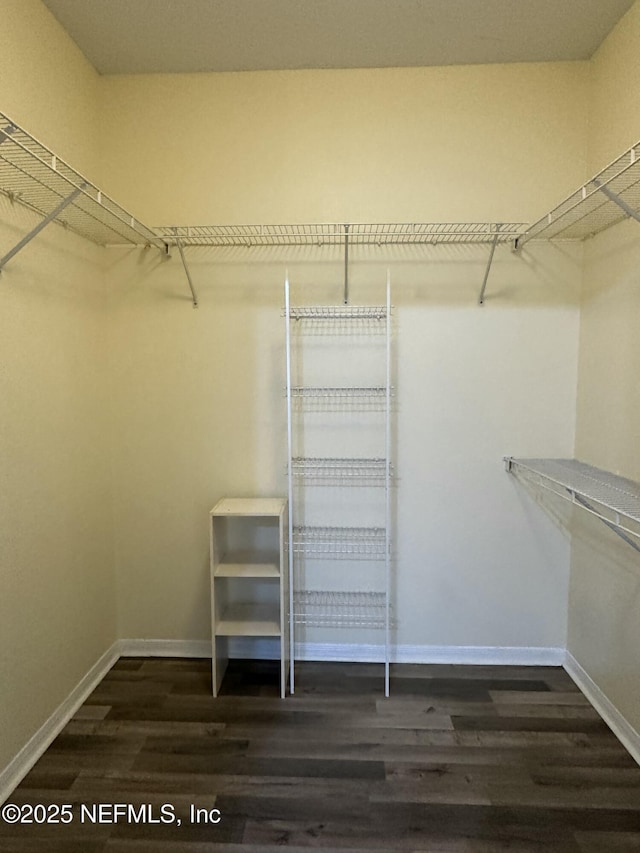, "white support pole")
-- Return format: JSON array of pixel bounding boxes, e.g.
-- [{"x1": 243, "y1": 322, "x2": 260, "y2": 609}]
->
[
  {"x1": 384, "y1": 271, "x2": 392, "y2": 697},
  {"x1": 285, "y1": 274, "x2": 295, "y2": 694}
]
